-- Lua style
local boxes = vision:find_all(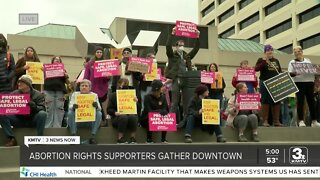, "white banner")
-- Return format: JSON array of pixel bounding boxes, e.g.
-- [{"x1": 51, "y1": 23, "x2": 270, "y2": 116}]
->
[{"x1": 20, "y1": 166, "x2": 320, "y2": 178}]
